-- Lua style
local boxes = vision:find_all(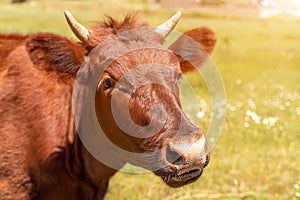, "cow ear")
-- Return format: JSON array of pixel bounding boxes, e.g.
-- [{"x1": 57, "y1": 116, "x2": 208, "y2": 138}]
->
[
  {"x1": 169, "y1": 27, "x2": 216, "y2": 73},
  {"x1": 26, "y1": 33, "x2": 87, "y2": 76}
]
